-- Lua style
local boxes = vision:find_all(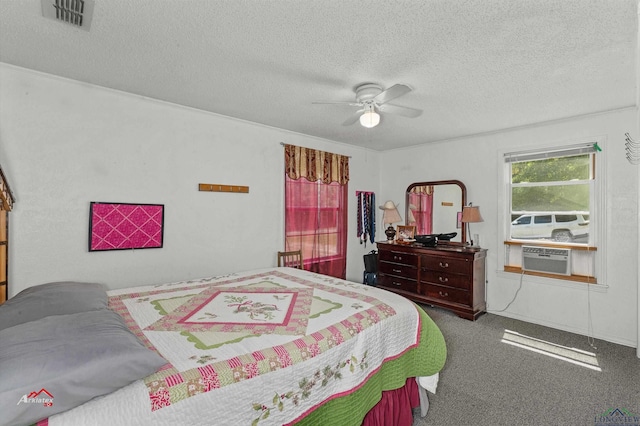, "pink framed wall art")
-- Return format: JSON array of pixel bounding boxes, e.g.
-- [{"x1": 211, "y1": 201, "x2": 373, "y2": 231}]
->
[{"x1": 89, "y1": 202, "x2": 164, "y2": 251}]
